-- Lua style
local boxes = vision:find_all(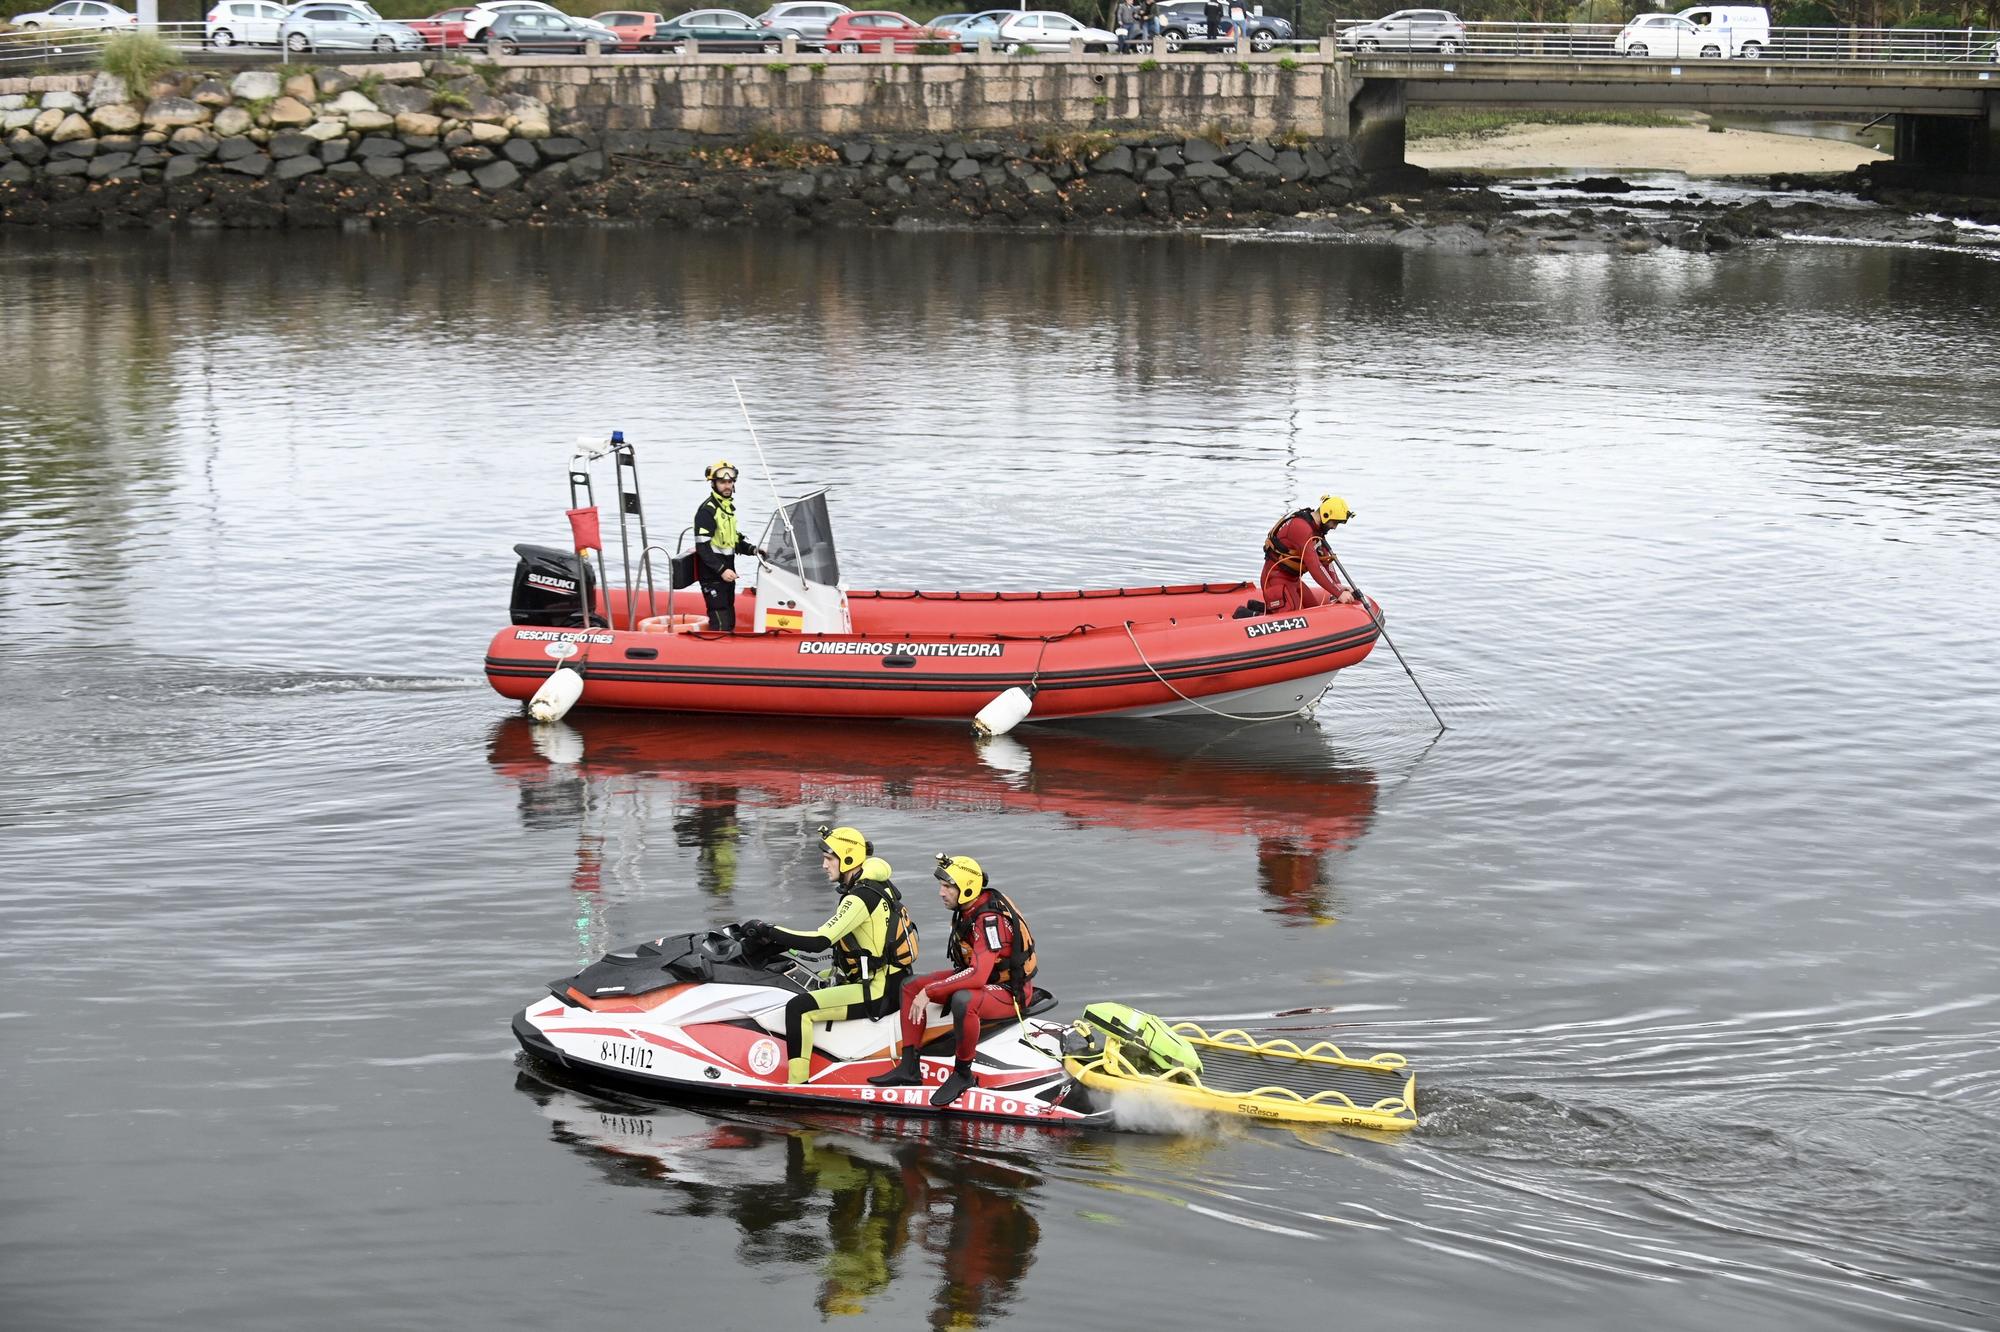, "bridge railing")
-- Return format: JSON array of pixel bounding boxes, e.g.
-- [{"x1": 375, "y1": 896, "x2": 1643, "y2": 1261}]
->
[{"x1": 1329, "y1": 19, "x2": 2000, "y2": 66}]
